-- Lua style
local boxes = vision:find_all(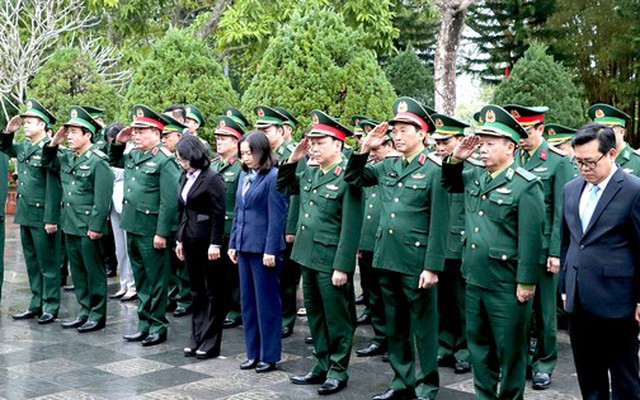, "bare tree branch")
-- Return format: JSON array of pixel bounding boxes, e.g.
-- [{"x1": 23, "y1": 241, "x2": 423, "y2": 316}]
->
[{"x1": 196, "y1": 0, "x2": 233, "y2": 40}]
